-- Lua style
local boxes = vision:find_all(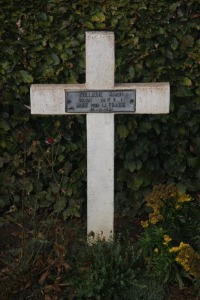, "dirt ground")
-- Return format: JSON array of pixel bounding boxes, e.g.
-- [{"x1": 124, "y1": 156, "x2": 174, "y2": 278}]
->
[{"x1": 165, "y1": 285, "x2": 199, "y2": 300}]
